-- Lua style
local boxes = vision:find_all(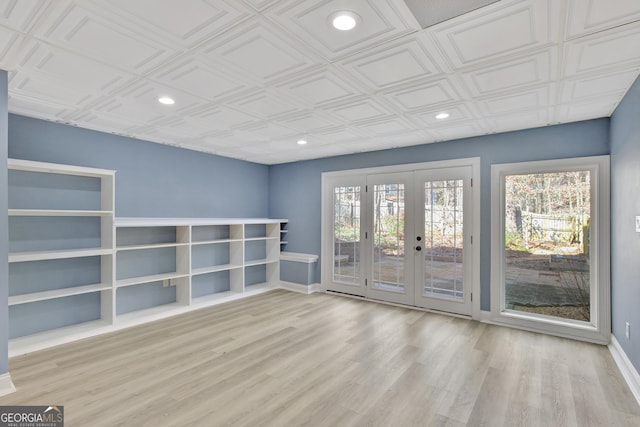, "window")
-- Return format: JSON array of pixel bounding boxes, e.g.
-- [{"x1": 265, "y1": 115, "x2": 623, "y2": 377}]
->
[{"x1": 491, "y1": 156, "x2": 610, "y2": 343}]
